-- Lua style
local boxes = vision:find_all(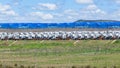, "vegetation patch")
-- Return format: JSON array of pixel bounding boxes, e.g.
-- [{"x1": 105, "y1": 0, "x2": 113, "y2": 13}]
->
[{"x1": 0, "y1": 40, "x2": 120, "y2": 68}]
